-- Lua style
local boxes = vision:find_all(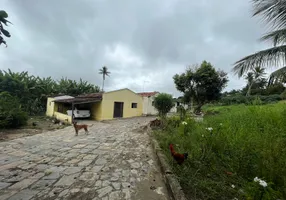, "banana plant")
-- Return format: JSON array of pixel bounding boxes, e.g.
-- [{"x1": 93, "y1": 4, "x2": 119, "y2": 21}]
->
[{"x1": 0, "y1": 69, "x2": 100, "y2": 115}]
